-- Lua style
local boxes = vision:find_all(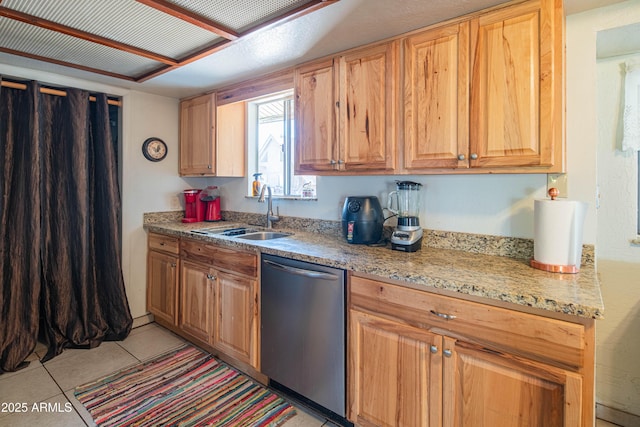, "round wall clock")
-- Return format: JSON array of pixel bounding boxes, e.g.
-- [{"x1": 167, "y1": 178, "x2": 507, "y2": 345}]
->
[{"x1": 142, "y1": 137, "x2": 168, "y2": 162}]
